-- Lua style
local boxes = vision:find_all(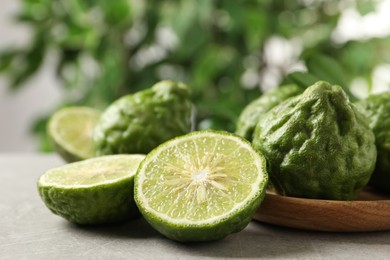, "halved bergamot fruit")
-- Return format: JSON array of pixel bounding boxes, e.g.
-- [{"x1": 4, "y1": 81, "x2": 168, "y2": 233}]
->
[
  {"x1": 38, "y1": 154, "x2": 145, "y2": 225},
  {"x1": 48, "y1": 106, "x2": 101, "y2": 162},
  {"x1": 134, "y1": 130, "x2": 268, "y2": 242}
]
